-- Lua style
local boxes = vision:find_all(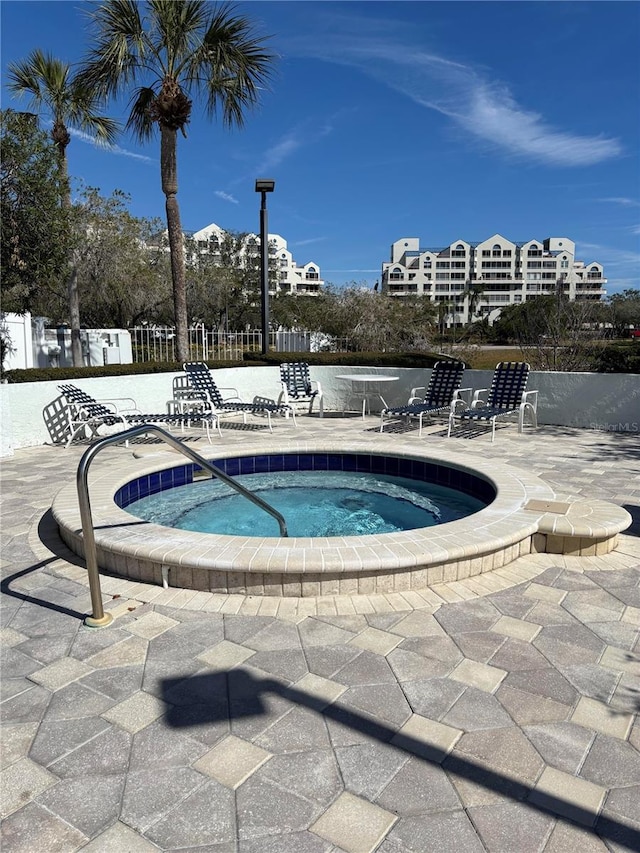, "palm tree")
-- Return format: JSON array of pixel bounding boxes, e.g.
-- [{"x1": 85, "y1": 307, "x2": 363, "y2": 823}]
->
[
  {"x1": 7, "y1": 50, "x2": 118, "y2": 366},
  {"x1": 464, "y1": 279, "x2": 485, "y2": 327},
  {"x1": 79, "y1": 0, "x2": 275, "y2": 362}
]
